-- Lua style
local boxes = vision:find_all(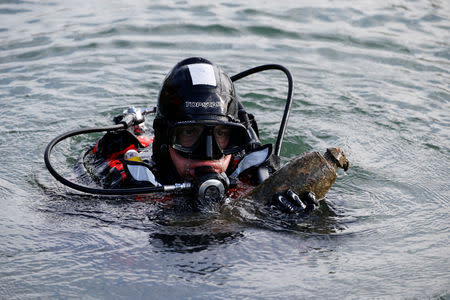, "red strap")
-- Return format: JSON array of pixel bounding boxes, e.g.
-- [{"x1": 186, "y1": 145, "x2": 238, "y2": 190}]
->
[
  {"x1": 107, "y1": 159, "x2": 124, "y2": 171},
  {"x1": 137, "y1": 136, "x2": 154, "y2": 148},
  {"x1": 231, "y1": 156, "x2": 241, "y2": 170},
  {"x1": 108, "y1": 144, "x2": 136, "y2": 160},
  {"x1": 106, "y1": 159, "x2": 127, "y2": 182}
]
